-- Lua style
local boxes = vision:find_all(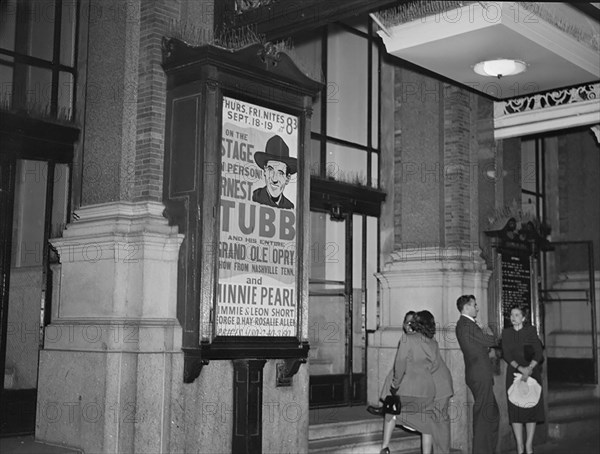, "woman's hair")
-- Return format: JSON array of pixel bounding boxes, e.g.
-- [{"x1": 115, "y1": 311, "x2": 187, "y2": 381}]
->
[
  {"x1": 510, "y1": 304, "x2": 530, "y2": 324},
  {"x1": 404, "y1": 310, "x2": 416, "y2": 322},
  {"x1": 403, "y1": 310, "x2": 416, "y2": 333},
  {"x1": 413, "y1": 310, "x2": 436, "y2": 339}
]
